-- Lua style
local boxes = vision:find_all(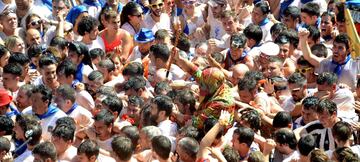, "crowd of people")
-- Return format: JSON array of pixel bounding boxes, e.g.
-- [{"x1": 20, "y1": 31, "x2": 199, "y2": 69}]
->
[{"x1": 0, "y1": 0, "x2": 360, "y2": 161}]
